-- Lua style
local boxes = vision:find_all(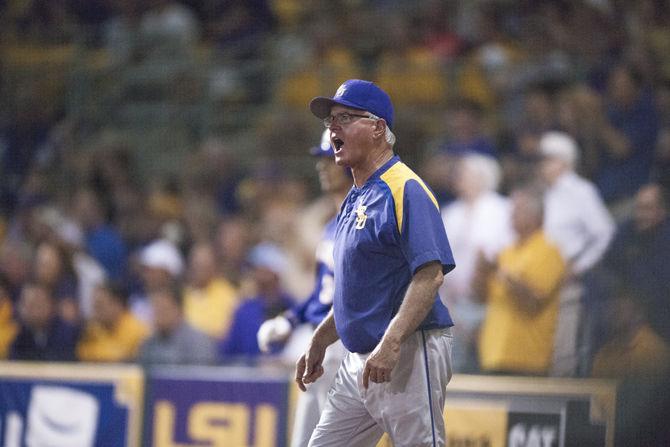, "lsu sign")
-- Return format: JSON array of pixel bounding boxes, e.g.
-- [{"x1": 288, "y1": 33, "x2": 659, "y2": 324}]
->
[{"x1": 145, "y1": 366, "x2": 289, "y2": 447}]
